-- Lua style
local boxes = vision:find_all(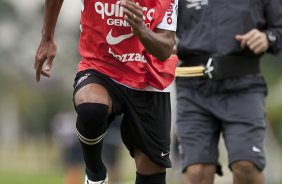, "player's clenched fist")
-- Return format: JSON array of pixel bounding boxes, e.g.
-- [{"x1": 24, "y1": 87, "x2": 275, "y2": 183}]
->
[{"x1": 121, "y1": 0, "x2": 145, "y2": 38}]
